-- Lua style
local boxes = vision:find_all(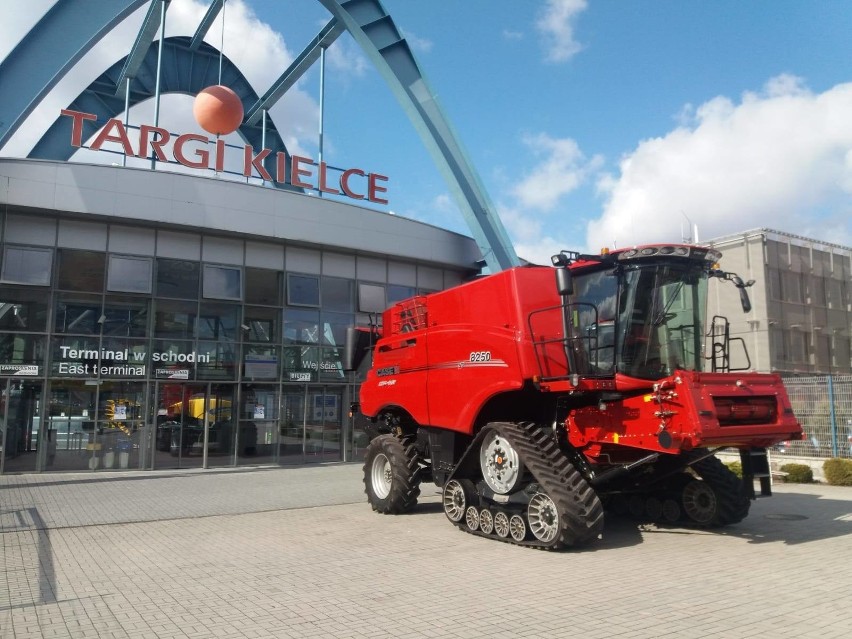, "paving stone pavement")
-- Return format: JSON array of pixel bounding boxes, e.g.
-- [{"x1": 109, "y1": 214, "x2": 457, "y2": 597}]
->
[{"x1": 1, "y1": 464, "x2": 851, "y2": 639}]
